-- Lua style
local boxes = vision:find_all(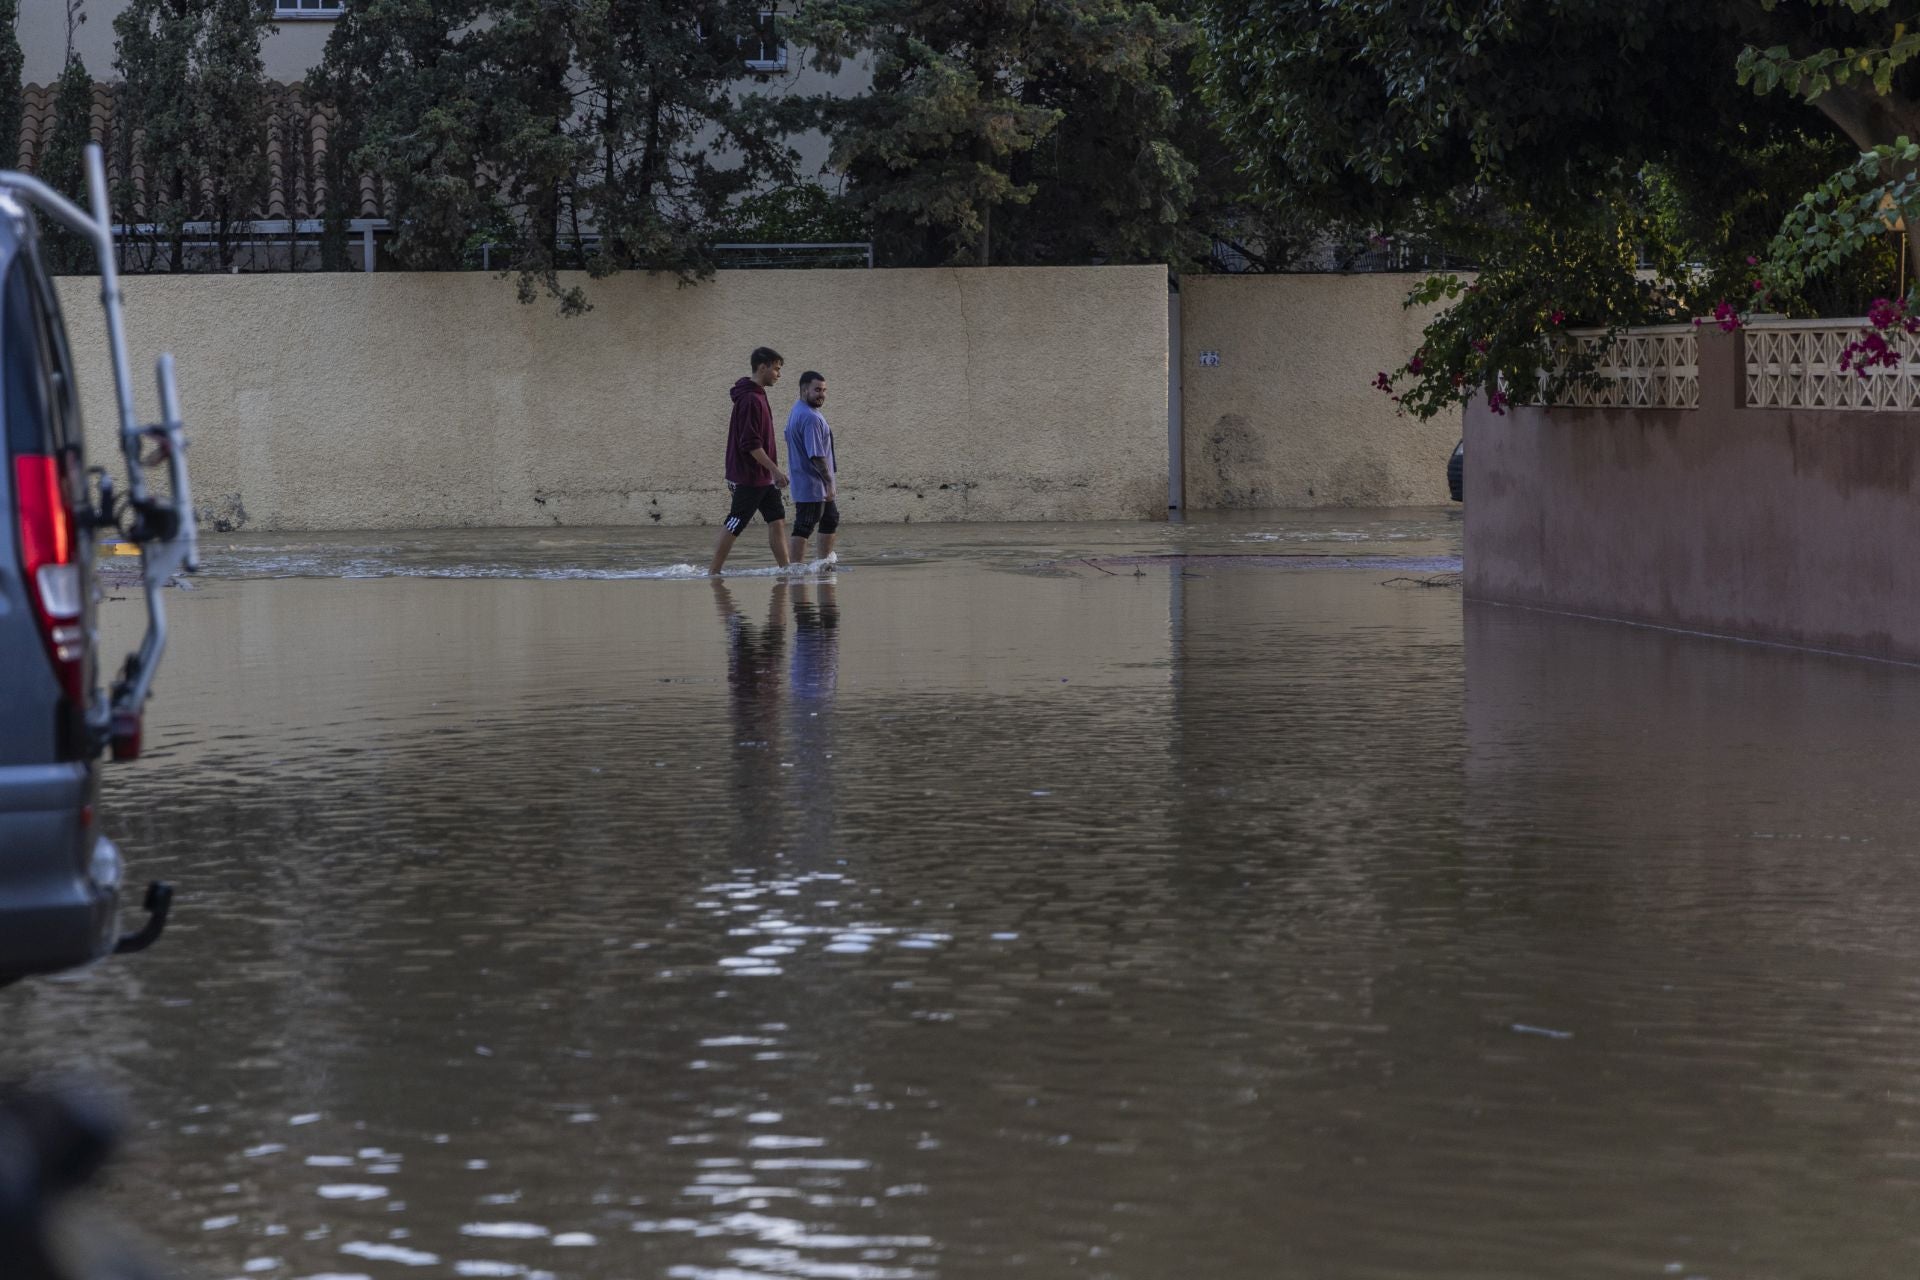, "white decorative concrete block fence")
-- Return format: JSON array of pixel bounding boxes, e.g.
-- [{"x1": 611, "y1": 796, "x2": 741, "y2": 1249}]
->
[
  {"x1": 1545, "y1": 325, "x2": 1700, "y2": 410},
  {"x1": 1742, "y1": 318, "x2": 1920, "y2": 411}
]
